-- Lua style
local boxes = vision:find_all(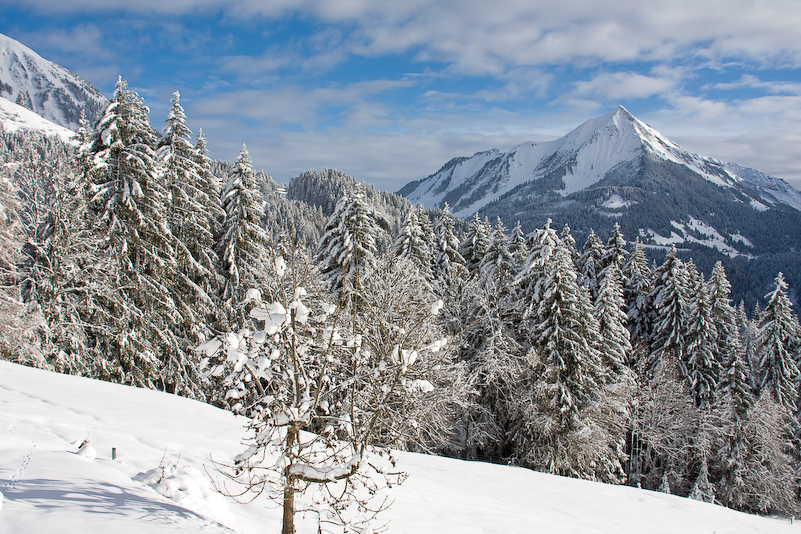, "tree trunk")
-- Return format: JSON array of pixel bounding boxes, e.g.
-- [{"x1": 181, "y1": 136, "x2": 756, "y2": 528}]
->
[
  {"x1": 282, "y1": 474, "x2": 295, "y2": 534},
  {"x1": 283, "y1": 425, "x2": 298, "y2": 534}
]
